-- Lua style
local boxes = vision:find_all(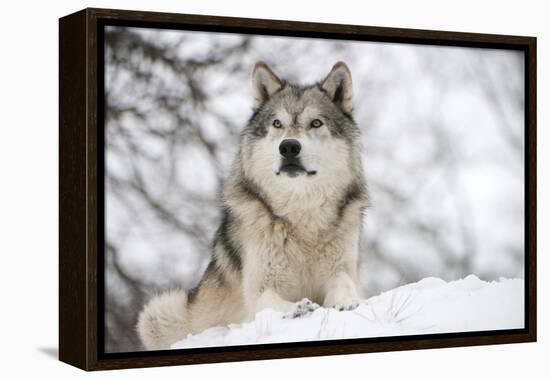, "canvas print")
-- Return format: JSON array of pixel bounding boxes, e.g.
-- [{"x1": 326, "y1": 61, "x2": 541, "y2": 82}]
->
[{"x1": 104, "y1": 26, "x2": 525, "y2": 353}]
